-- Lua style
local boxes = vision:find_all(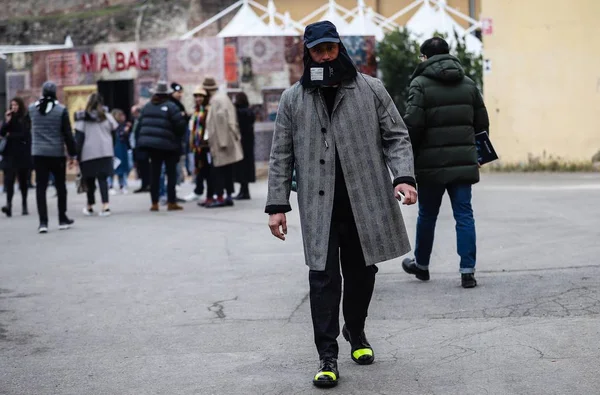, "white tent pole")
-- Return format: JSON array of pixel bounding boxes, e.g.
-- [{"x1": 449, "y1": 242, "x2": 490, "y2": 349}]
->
[
  {"x1": 388, "y1": 0, "x2": 424, "y2": 23},
  {"x1": 372, "y1": 14, "x2": 400, "y2": 30},
  {"x1": 464, "y1": 24, "x2": 481, "y2": 35},
  {"x1": 336, "y1": 3, "x2": 355, "y2": 20},
  {"x1": 275, "y1": 12, "x2": 305, "y2": 31},
  {"x1": 180, "y1": 0, "x2": 243, "y2": 39},
  {"x1": 299, "y1": 3, "x2": 329, "y2": 24}
]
